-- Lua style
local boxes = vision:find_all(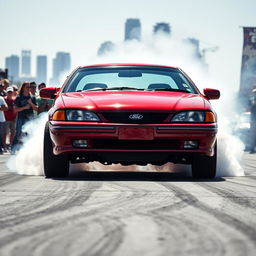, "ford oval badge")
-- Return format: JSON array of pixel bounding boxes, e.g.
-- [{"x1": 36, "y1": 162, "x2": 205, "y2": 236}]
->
[{"x1": 129, "y1": 114, "x2": 143, "y2": 120}]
